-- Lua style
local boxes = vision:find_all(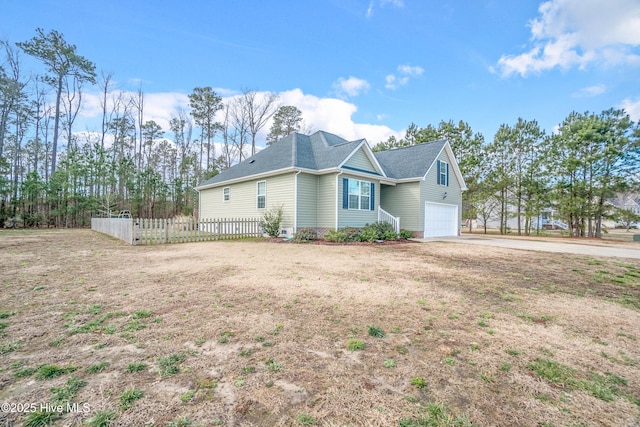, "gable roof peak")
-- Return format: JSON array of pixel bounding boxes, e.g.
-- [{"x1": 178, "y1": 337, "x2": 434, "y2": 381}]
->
[{"x1": 373, "y1": 139, "x2": 448, "y2": 180}]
